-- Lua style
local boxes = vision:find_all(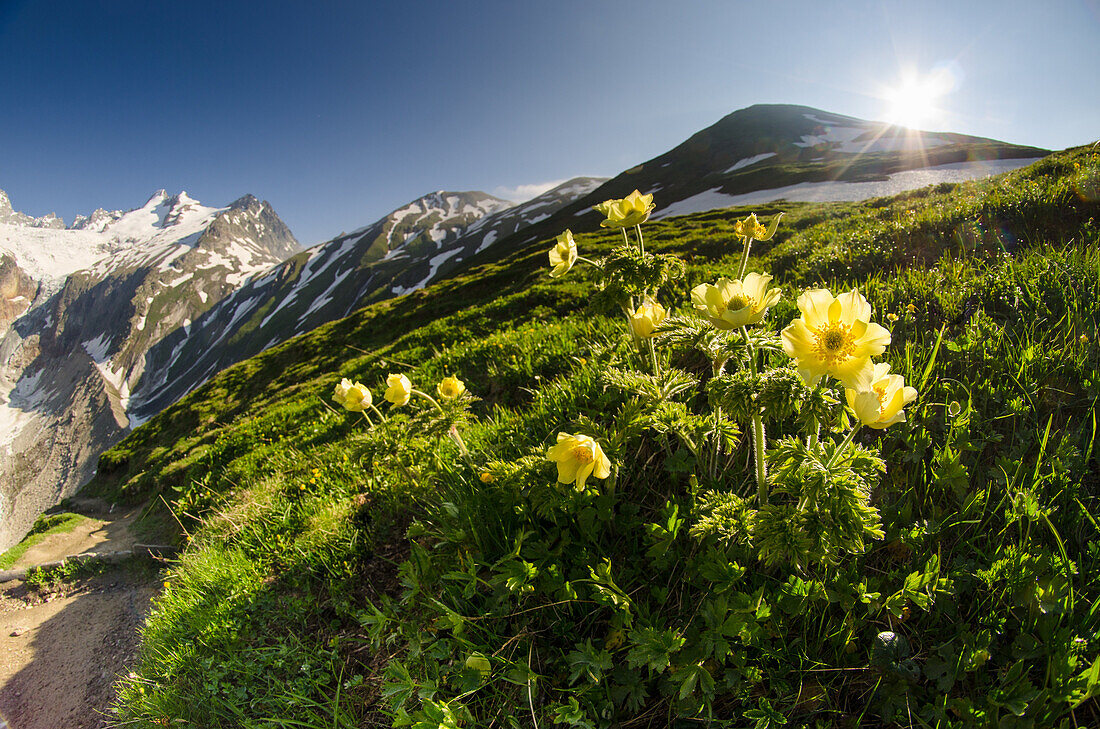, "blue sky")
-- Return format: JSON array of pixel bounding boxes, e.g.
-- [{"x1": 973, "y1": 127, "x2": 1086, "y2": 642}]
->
[{"x1": 2, "y1": 0, "x2": 1097, "y2": 244}]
